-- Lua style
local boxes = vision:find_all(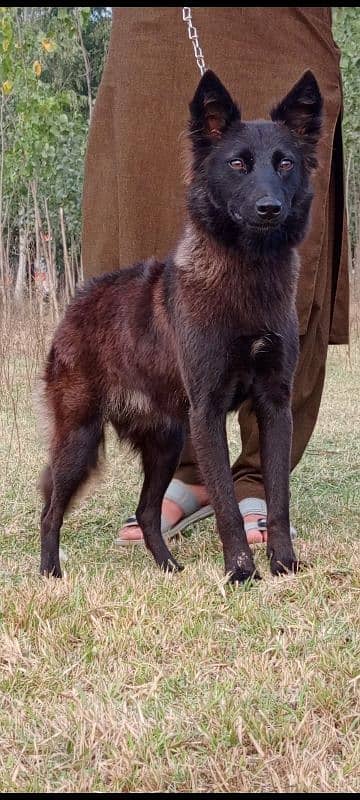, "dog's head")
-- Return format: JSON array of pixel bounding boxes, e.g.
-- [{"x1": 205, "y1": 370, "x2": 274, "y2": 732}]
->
[{"x1": 188, "y1": 70, "x2": 323, "y2": 248}]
